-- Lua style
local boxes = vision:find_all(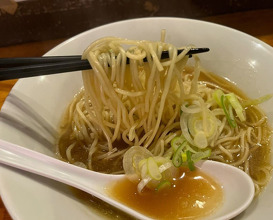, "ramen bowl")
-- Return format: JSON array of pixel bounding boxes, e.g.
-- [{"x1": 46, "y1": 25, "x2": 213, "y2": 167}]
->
[{"x1": 0, "y1": 17, "x2": 273, "y2": 220}]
